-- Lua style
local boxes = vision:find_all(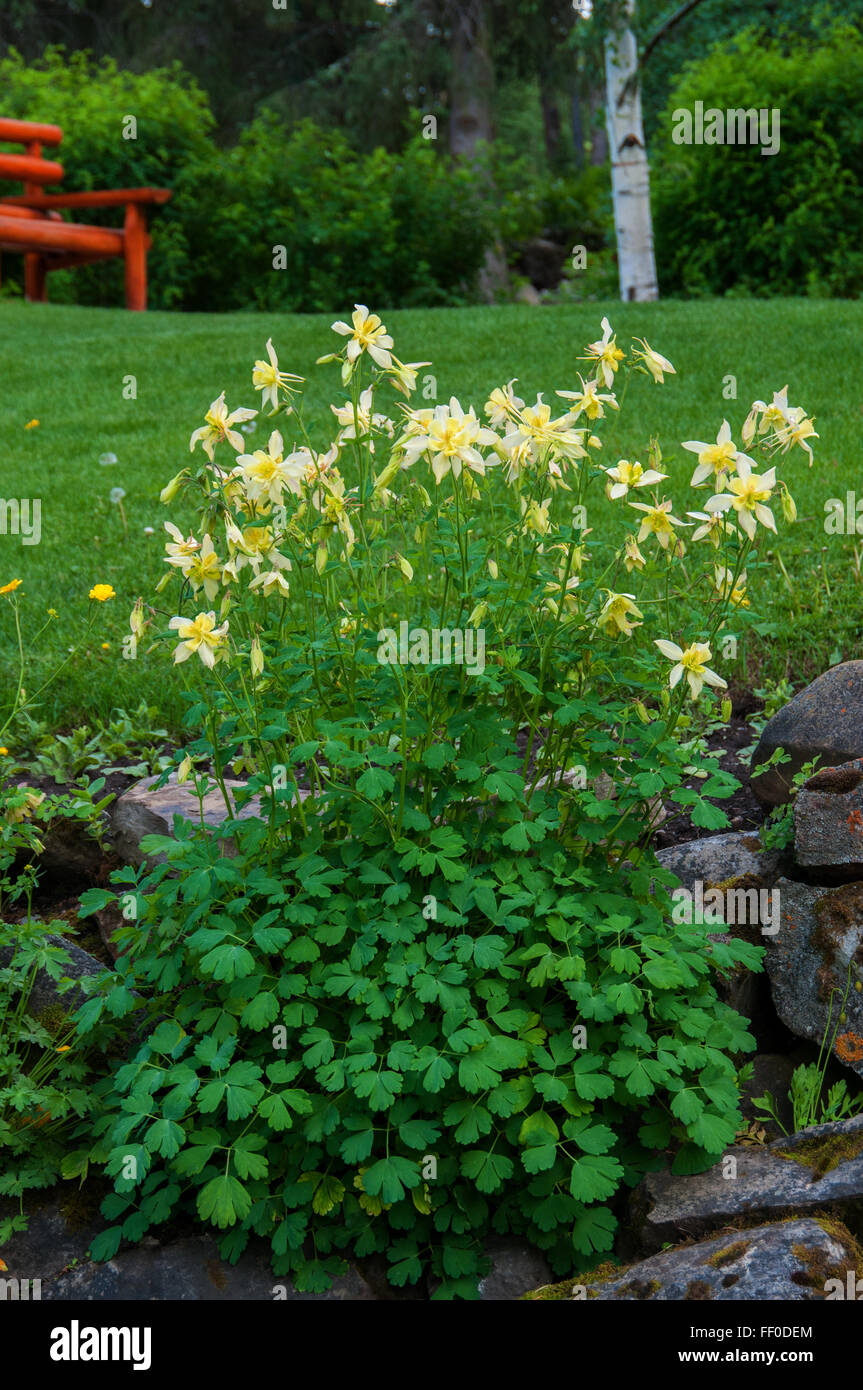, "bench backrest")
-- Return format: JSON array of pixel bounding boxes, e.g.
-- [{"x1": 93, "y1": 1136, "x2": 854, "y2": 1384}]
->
[{"x1": 0, "y1": 118, "x2": 64, "y2": 190}]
